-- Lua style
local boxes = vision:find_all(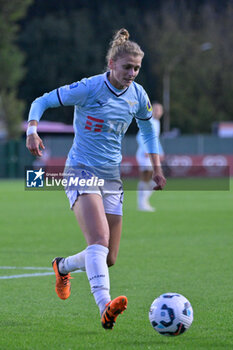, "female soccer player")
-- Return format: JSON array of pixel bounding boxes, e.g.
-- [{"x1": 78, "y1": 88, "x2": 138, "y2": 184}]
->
[
  {"x1": 136, "y1": 102, "x2": 165, "y2": 211},
  {"x1": 26, "y1": 28, "x2": 166, "y2": 330}
]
